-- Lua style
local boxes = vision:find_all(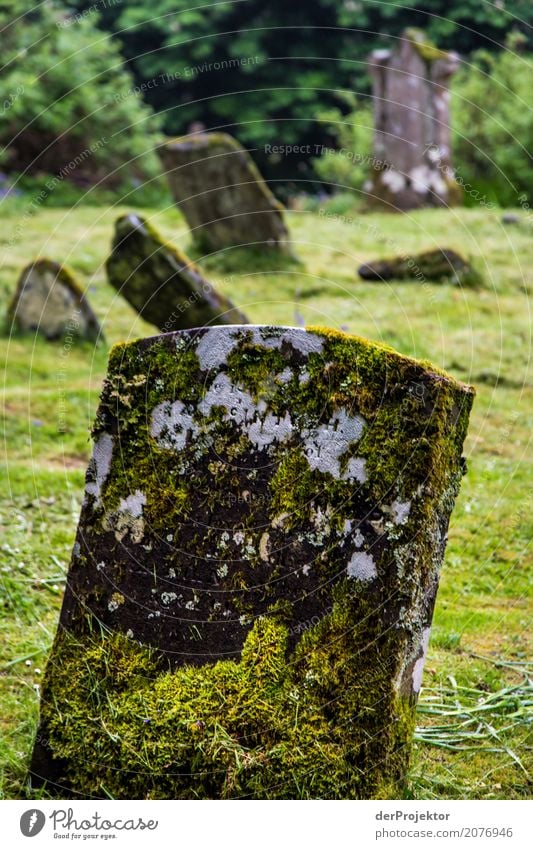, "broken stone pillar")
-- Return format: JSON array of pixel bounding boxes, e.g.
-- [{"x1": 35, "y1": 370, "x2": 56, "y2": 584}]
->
[
  {"x1": 366, "y1": 29, "x2": 461, "y2": 210},
  {"x1": 106, "y1": 213, "x2": 248, "y2": 331},
  {"x1": 8, "y1": 259, "x2": 102, "y2": 341},
  {"x1": 30, "y1": 325, "x2": 473, "y2": 799},
  {"x1": 159, "y1": 132, "x2": 291, "y2": 254}
]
